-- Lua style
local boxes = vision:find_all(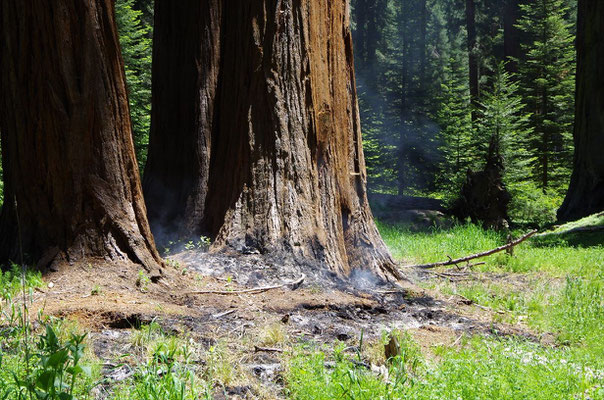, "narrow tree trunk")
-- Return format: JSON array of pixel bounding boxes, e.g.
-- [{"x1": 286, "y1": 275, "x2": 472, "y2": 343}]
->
[
  {"x1": 202, "y1": 0, "x2": 399, "y2": 280},
  {"x1": 419, "y1": 0, "x2": 428, "y2": 86},
  {"x1": 143, "y1": 0, "x2": 222, "y2": 240},
  {"x1": 466, "y1": 0, "x2": 479, "y2": 121},
  {"x1": 354, "y1": 0, "x2": 369, "y2": 62},
  {"x1": 504, "y1": 0, "x2": 520, "y2": 73},
  {"x1": 0, "y1": 0, "x2": 162, "y2": 274},
  {"x1": 558, "y1": 0, "x2": 604, "y2": 221}
]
